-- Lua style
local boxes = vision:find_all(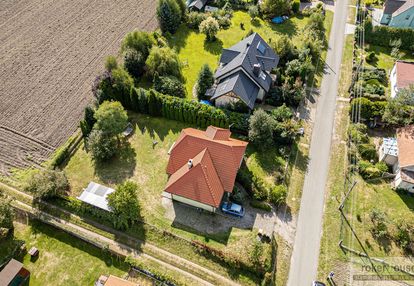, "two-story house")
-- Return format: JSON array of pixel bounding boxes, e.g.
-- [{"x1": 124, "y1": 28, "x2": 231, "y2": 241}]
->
[{"x1": 206, "y1": 33, "x2": 280, "y2": 110}]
